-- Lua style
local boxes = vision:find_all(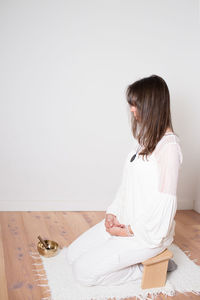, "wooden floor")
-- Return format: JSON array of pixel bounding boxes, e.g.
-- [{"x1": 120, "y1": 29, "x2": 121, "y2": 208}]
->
[{"x1": 0, "y1": 210, "x2": 200, "y2": 300}]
